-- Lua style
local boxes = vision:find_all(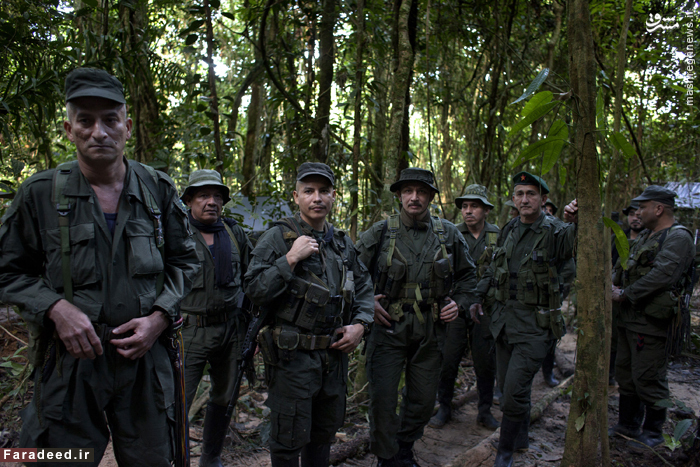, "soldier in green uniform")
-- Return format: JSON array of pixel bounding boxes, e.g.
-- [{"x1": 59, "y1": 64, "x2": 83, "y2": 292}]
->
[
  {"x1": 0, "y1": 68, "x2": 199, "y2": 466},
  {"x1": 470, "y1": 172, "x2": 578, "y2": 467},
  {"x1": 356, "y1": 168, "x2": 477, "y2": 467},
  {"x1": 179, "y1": 170, "x2": 253, "y2": 467},
  {"x1": 543, "y1": 200, "x2": 557, "y2": 217},
  {"x1": 430, "y1": 184, "x2": 500, "y2": 430},
  {"x1": 610, "y1": 186, "x2": 696, "y2": 449},
  {"x1": 244, "y1": 162, "x2": 374, "y2": 467},
  {"x1": 505, "y1": 199, "x2": 519, "y2": 220}
]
